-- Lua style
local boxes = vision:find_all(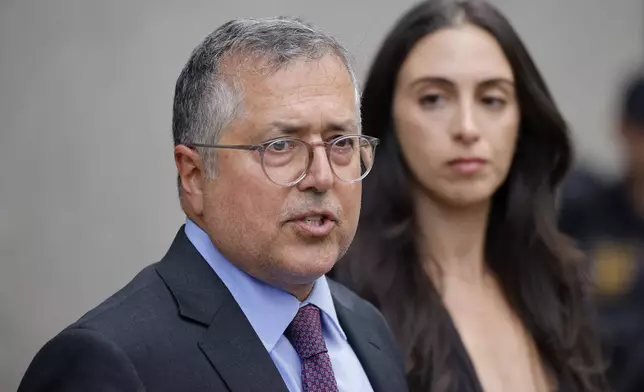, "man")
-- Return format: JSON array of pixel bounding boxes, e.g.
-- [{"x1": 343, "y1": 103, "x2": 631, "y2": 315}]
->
[
  {"x1": 18, "y1": 17, "x2": 408, "y2": 392},
  {"x1": 559, "y1": 71, "x2": 644, "y2": 392}
]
